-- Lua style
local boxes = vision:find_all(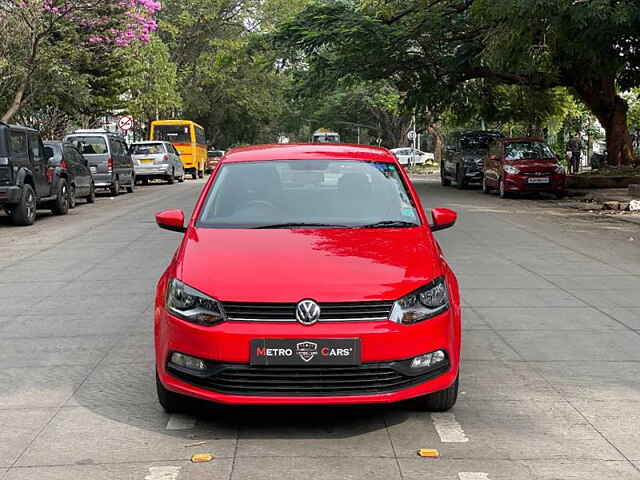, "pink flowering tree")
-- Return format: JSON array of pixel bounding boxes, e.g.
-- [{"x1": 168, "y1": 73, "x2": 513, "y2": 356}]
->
[{"x1": 0, "y1": 0, "x2": 161, "y2": 122}]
